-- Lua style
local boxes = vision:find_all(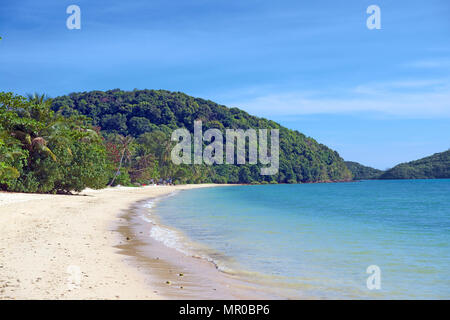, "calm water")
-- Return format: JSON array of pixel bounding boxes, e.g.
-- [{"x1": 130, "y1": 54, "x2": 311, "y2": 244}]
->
[{"x1": 145, "y1": 180, "x2": 450, "y2": 299}]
